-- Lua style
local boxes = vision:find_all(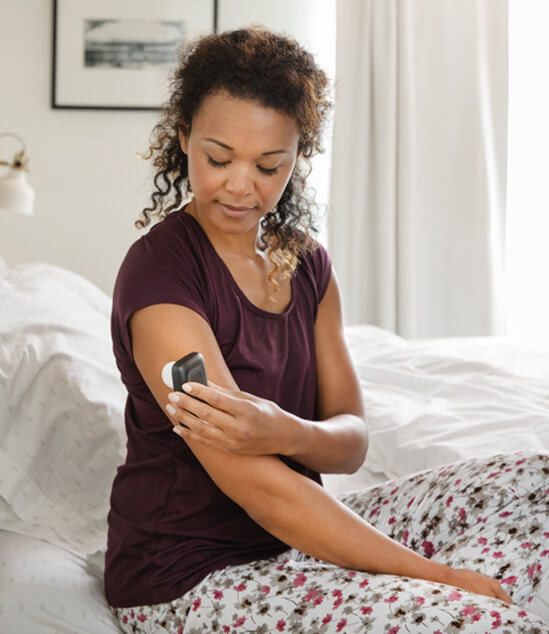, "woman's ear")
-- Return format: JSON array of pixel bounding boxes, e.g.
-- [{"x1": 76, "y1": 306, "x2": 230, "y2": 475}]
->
[{"x1": 178, "y1": 126, "x2": 190, "y2": 154}]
